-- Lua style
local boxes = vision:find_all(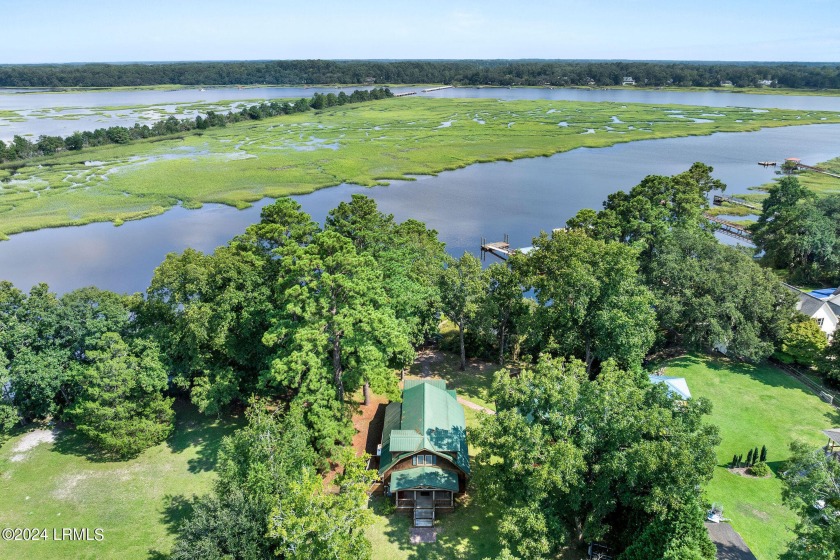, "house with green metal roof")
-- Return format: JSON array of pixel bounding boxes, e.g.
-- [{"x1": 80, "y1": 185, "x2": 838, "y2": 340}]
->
[{"x1": 378, "y1": 379, "x2": 470, "y2": 526}]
